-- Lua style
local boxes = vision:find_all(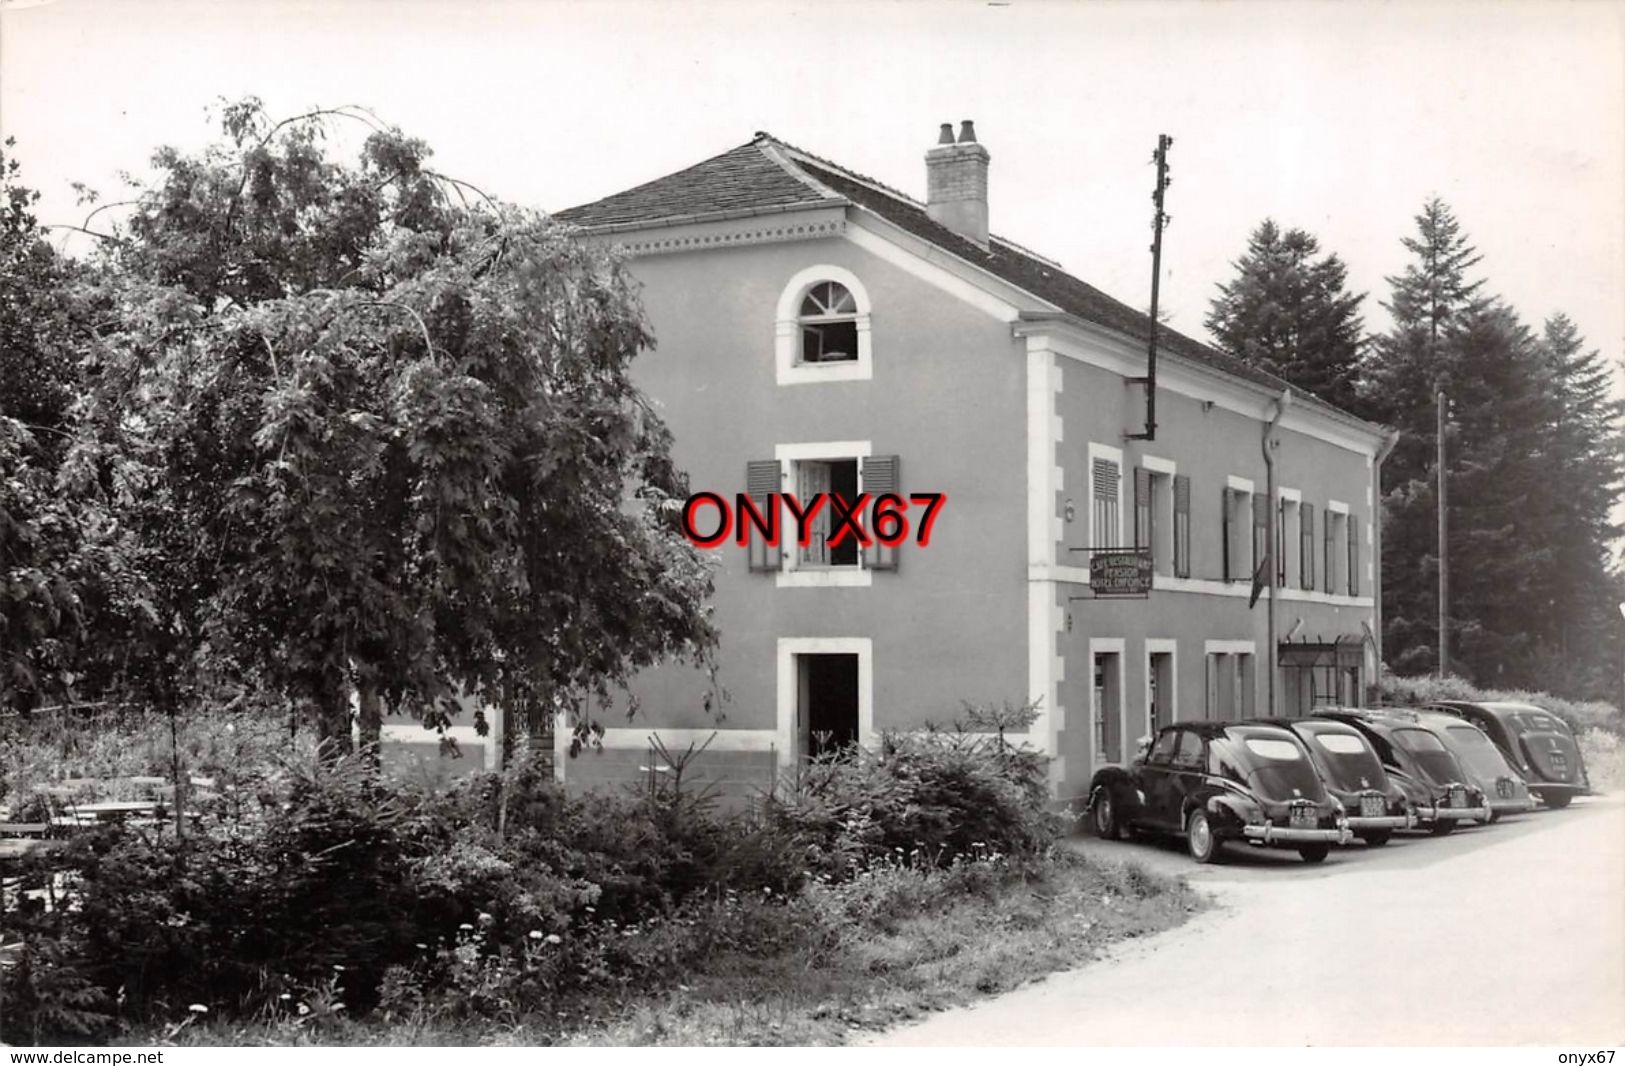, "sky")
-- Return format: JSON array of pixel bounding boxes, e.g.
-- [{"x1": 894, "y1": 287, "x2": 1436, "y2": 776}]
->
[{"x1": 2, "y1": 0, "x2": 1622, "y2": 385}]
